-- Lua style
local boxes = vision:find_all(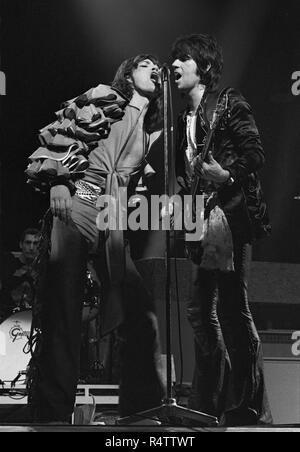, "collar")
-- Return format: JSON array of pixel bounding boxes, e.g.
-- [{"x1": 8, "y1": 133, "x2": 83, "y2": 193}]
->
[
  {"x1": 182, "y1": 88, "x2": 221, "y2": 123},
  {"x1": 129, "y1": 93, "x2": 150, "y2": 111},
  {"x1": 181, "y1": 88, "x2": 207, "y2": 120},
  {"x1": 18, "y1": 254, "x2": 33, "y2": 266}
]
